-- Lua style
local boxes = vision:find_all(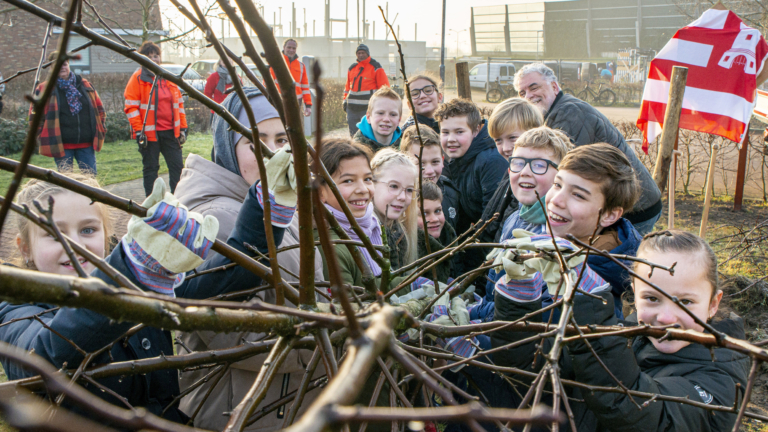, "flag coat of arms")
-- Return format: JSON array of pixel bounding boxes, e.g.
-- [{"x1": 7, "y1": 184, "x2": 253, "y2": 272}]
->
[{"x1": 637, "y1": 8, "x2": 768, "y2": 152}]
